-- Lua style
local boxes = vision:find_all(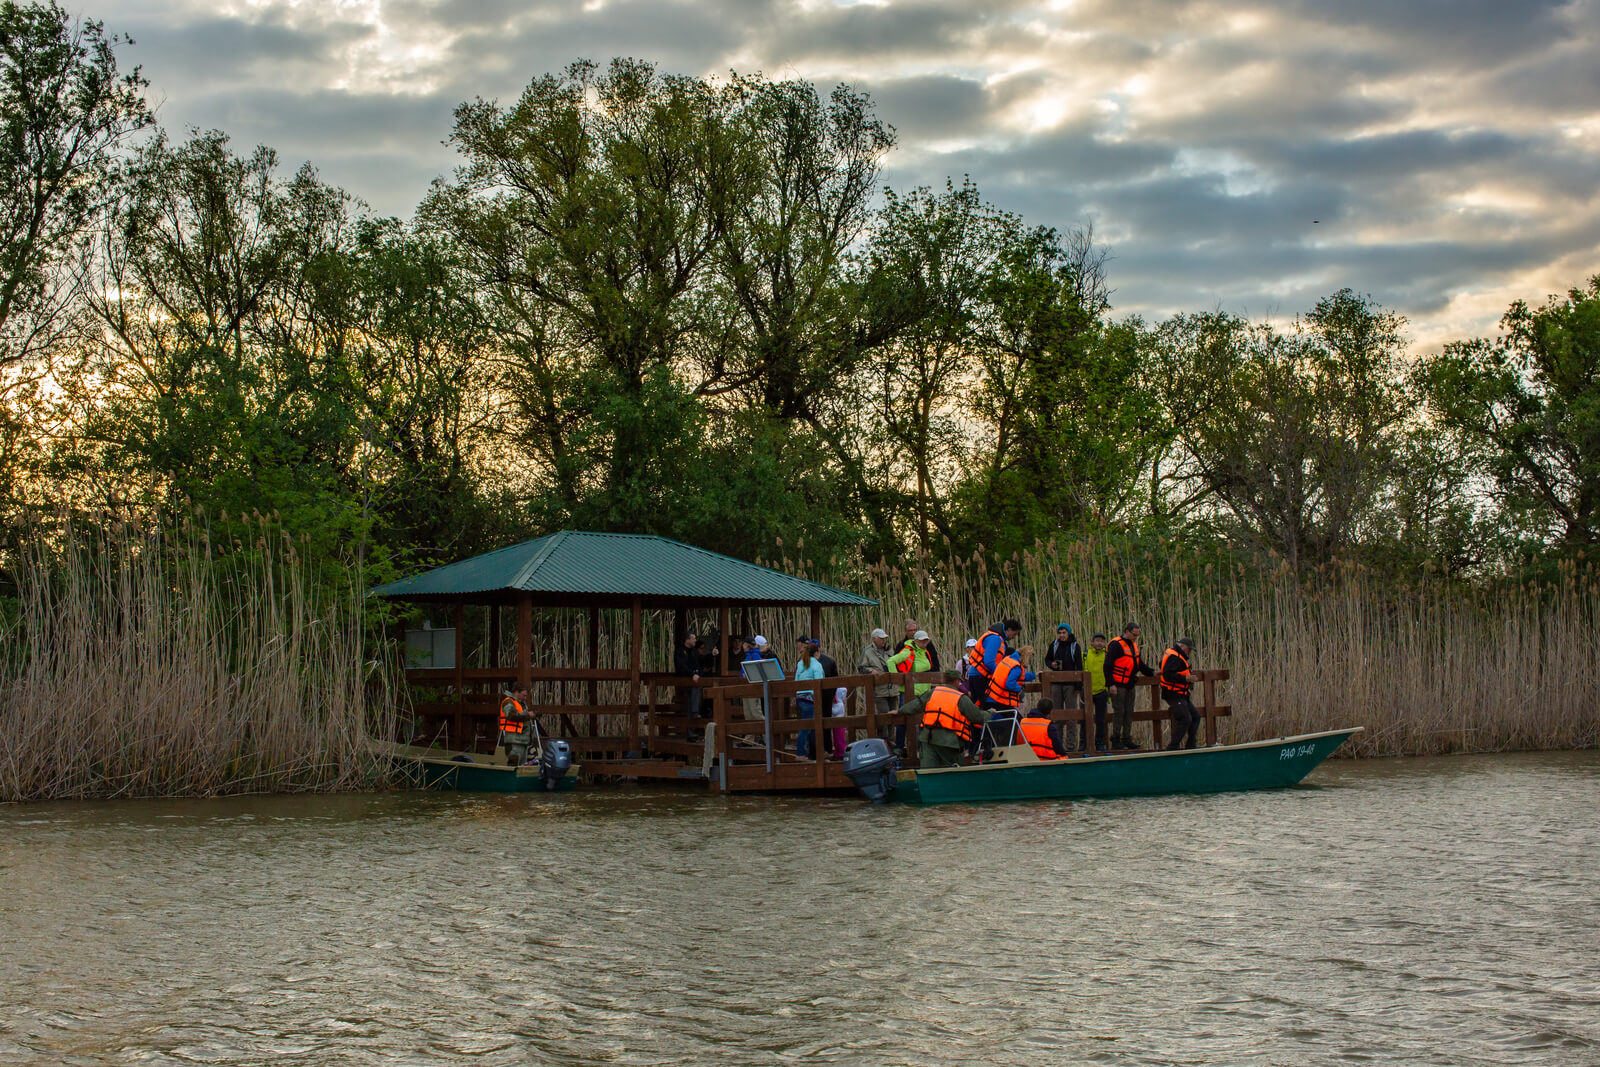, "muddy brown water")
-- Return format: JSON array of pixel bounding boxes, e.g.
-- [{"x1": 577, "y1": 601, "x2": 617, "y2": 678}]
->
[{"x1": 2, "y1": 752, "x2": 1597, "y2": 1066}]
